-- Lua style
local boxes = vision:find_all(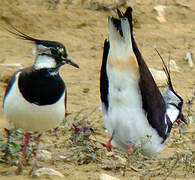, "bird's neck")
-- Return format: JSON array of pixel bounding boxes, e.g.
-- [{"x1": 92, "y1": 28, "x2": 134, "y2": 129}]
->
[{"x1": 34, "y1": 55, "x2": 56, "y2": 70}]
